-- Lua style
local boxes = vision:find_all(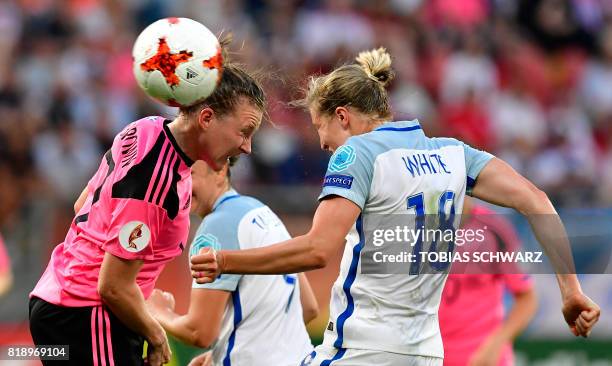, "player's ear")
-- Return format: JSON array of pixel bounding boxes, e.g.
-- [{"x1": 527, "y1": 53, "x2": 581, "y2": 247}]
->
[
  {"x1": 335, "y1": 107, "x2": 350, "y2": 129},
  {"x1": 198, "y1": 107, "x2": 215, "y2": 130}
]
